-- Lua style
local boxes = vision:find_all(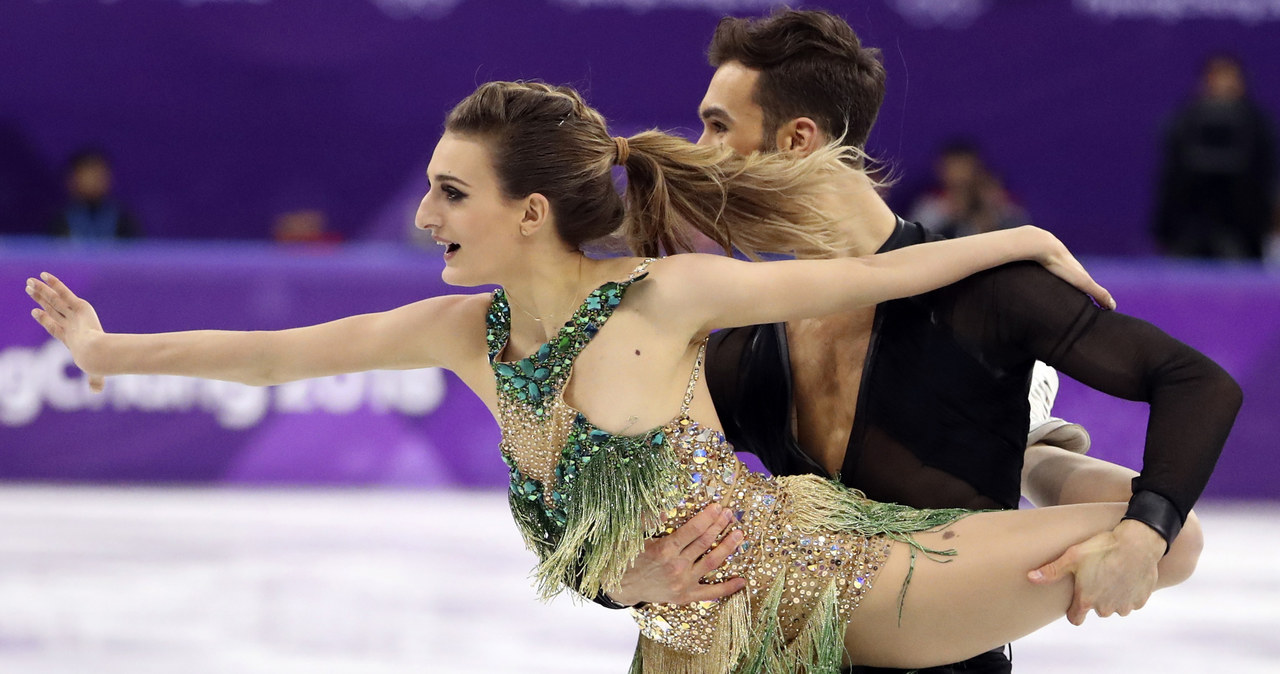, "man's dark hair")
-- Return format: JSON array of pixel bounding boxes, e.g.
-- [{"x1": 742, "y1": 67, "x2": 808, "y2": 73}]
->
[
  {"x1": 708, "y1": 8, "x2": 886, "y2": 149},
  {"x1": 66, "y1": 147, "x2": 111, "y2": 173},
  {"x1": 939, "y1": 138, "x2": 981, "y2": 160},
  {"x1": 1203, "y1": 52, "x2": 1244, "y2": 76}
]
